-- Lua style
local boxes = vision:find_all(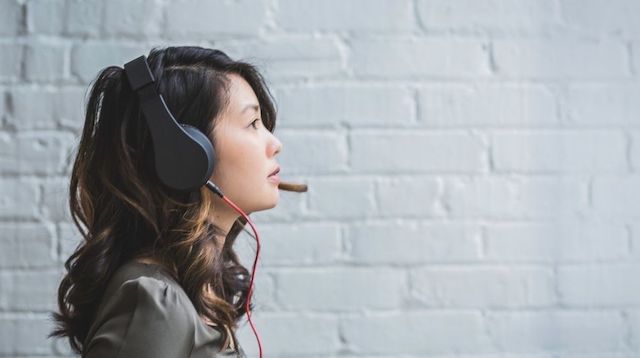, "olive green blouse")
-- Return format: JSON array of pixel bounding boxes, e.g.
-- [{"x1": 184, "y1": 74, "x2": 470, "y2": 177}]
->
[{"x1": 82, "y1": 260, "x2": 240, "y2": 357}]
